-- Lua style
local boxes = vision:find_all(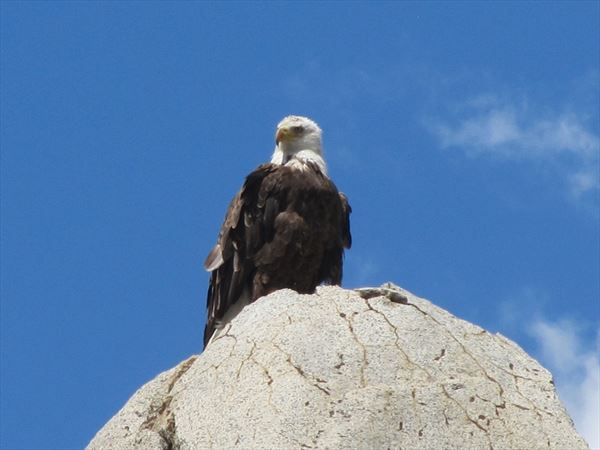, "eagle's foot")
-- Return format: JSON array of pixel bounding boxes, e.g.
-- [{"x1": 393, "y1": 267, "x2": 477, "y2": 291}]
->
[{"x1": 354, "y1": 285, "x2": 408, "y2": 304}]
